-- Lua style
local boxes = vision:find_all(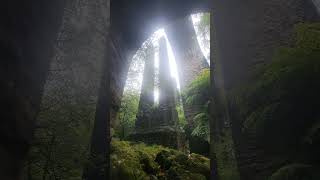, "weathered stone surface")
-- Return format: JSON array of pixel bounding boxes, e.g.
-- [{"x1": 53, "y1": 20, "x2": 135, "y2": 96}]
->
[
  {"x1": 158, "y1": 37, "x2": 179, "y2": 128},
  {"x1": 0, "y1": 0, "x2": 65, "y2": 179},
  {"x1": 135, "y1": 47, "x2": 155, "y2": 132},
  {"x1": 166, "y1": 16, "x2": 209, "y2": 90},
  {"x1": 131, "y1": 38, "x2": 185, "y2": 149},
  {"x1": 39, "y1": 1, "x2": 110, "y2": 179},
  {"x1": 165, "y1": 17, "x2": 209, "y2": 148},
  {"x1": 211, "y1": 0, "x2": 319, "y2": 179}
]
